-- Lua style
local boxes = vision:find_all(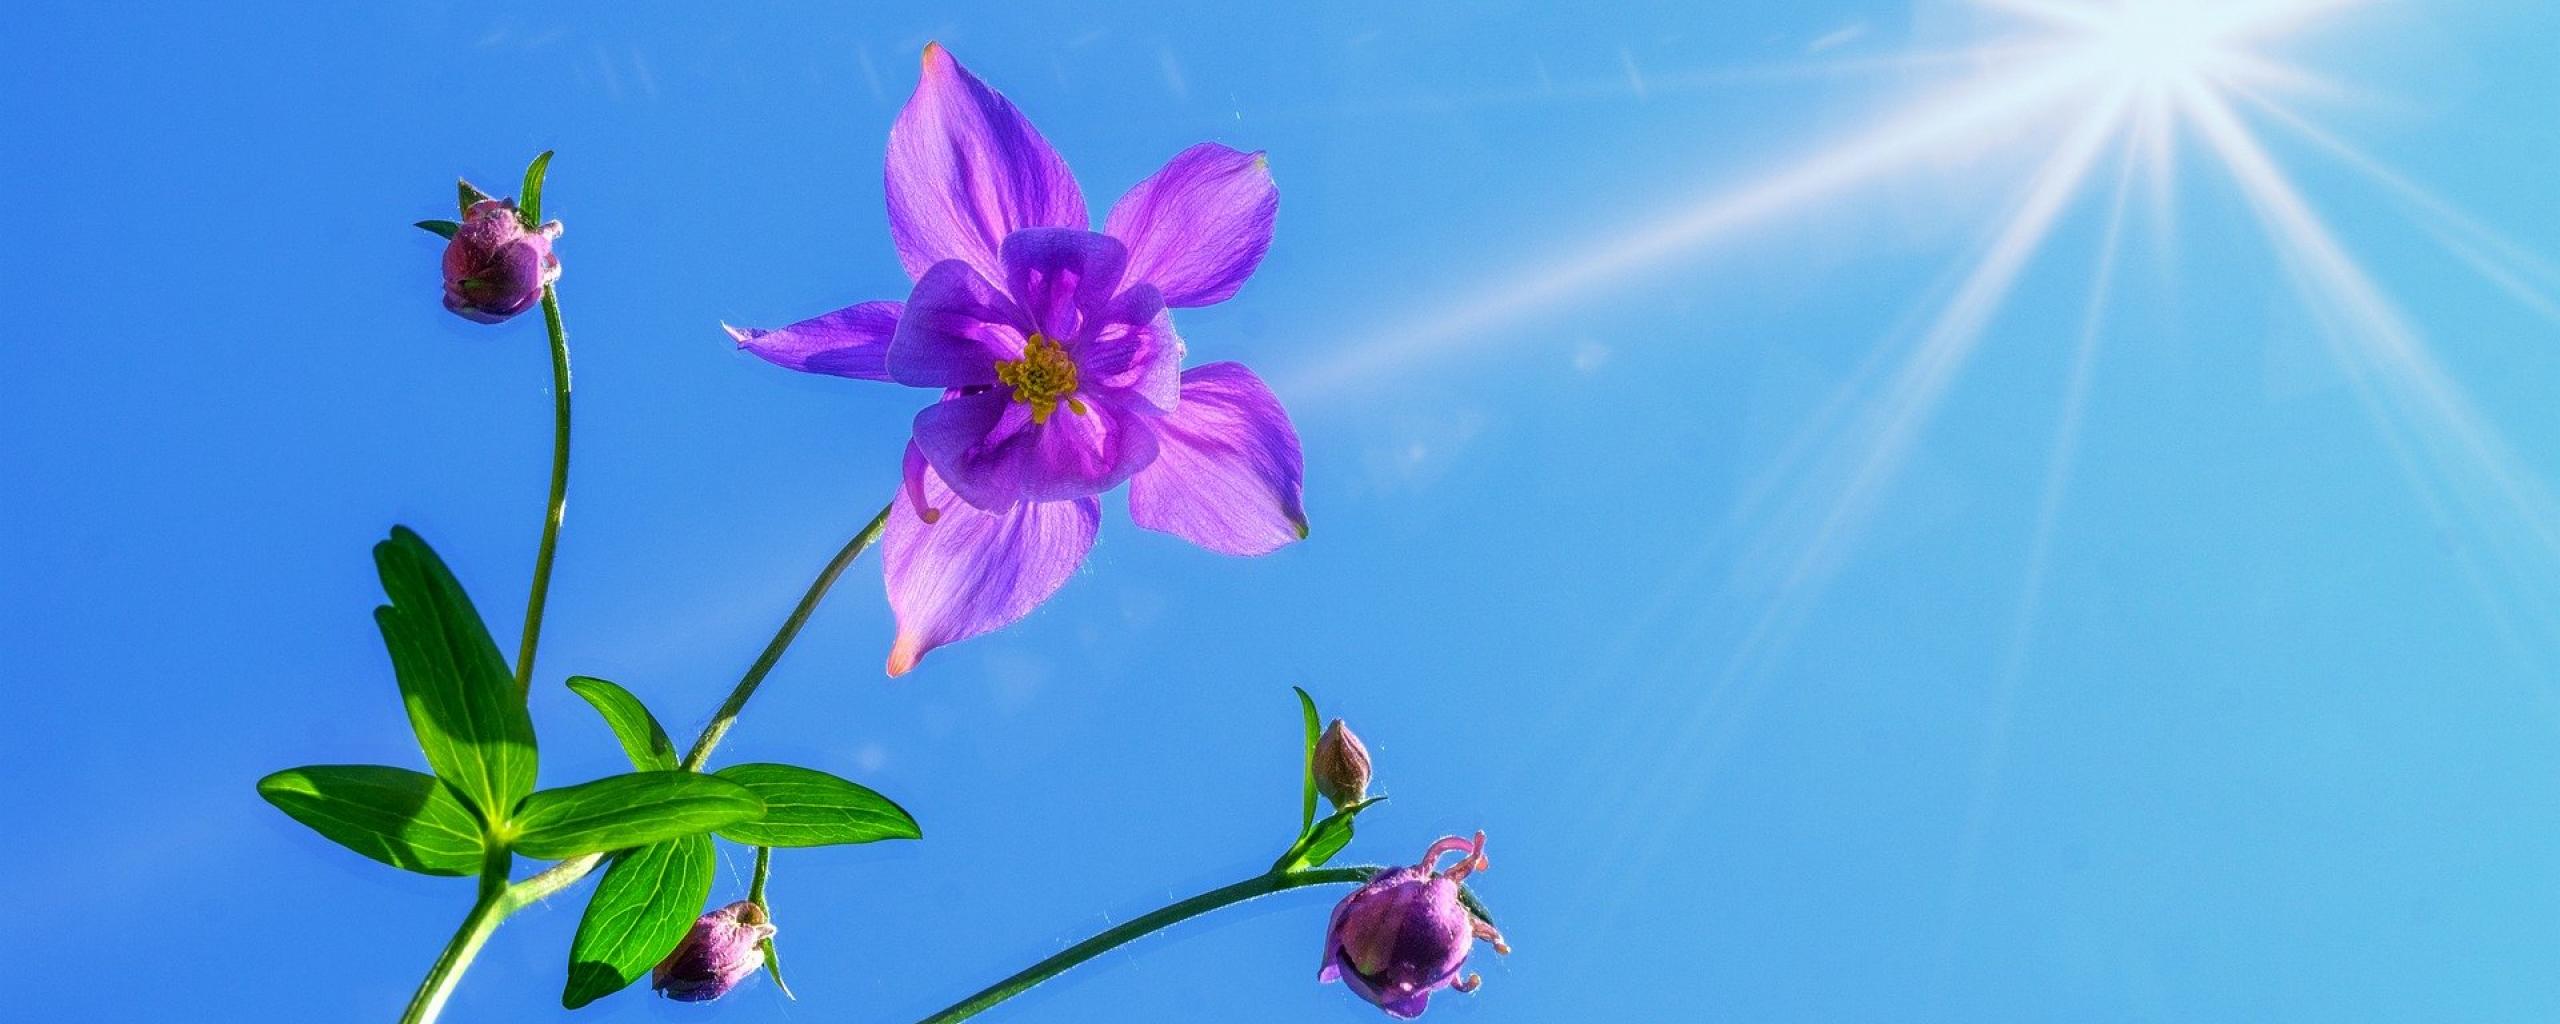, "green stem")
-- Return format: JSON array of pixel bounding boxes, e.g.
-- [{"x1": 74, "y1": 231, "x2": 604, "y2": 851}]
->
[
  {"x1": 398, "y1": 846, "x2": 516, "y2": 1024},
  {"x1": 912, "y1": 867, "x2": 1379, "y2": 1024},
  {"x1": 396, "y1": 502, "x2": 894, "y2": 1021},
  {"x1": 680, "y1": 501, "x2": 895, "y2": 771},
  {"x1": 513, "y1": 284, "x2": 573, "y2": 694}
]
